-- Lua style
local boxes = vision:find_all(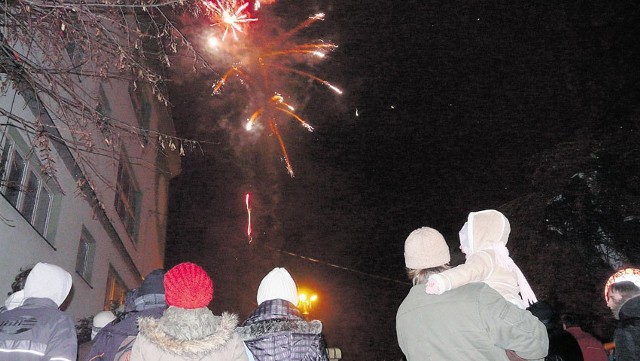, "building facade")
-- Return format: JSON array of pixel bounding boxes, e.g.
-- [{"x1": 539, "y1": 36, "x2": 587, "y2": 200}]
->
[{"x1": 0, "y1": 23, "x2": 180, "y2": 320}]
